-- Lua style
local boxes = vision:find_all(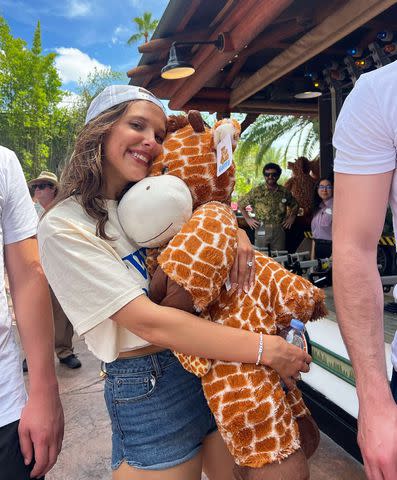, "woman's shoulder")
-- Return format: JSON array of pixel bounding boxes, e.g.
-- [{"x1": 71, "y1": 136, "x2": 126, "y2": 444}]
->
[{"x1": 39, "y1": 196, "x2": 95, "y2": 239}]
